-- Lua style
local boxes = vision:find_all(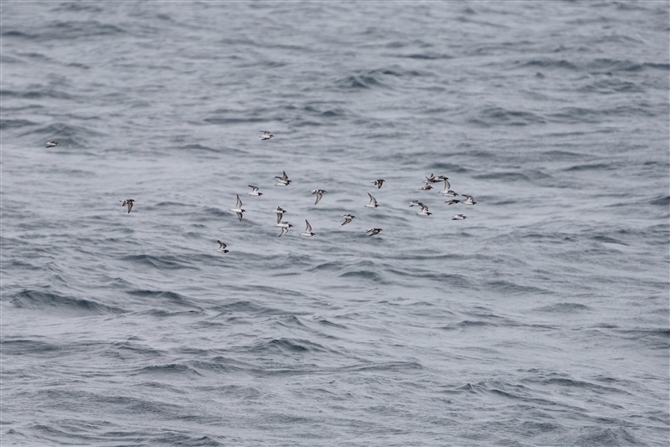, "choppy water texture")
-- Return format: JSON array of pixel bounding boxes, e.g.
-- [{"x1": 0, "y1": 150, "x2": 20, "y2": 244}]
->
[{"x1": 2, "y1": 1, "x2": 669, "y2": 446}]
